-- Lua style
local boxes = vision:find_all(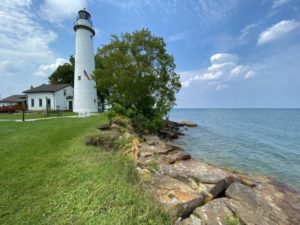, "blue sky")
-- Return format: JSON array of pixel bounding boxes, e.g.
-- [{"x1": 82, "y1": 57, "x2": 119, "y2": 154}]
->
[{"x1": 1, "y1": 0, "x2": 300, "y2": 108}]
